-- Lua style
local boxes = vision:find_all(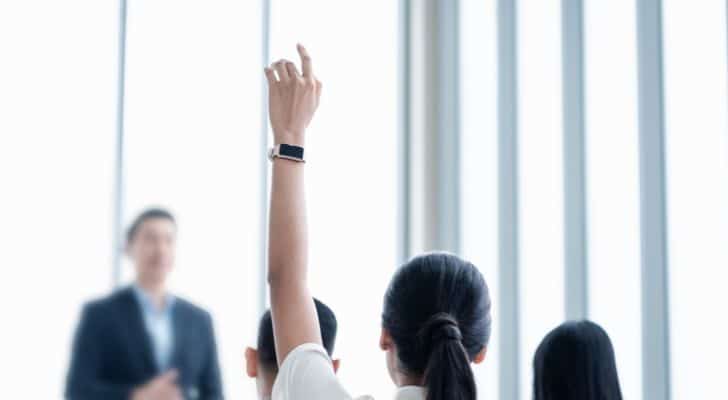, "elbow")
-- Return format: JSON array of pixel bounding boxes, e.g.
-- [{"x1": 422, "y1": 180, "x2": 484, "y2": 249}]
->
[
  {"x1": 267, "y1": 263, "x2": 285, "y2": 287},
  {"x1": 266, "y1": 270, "x2": 279, "y2": 287},
  {"x1": 266, "y1": 255, "x2": 298, "y2": 287},
  {"x1": 266, "y1": 261, "x2": 306, "y2": 289}
]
